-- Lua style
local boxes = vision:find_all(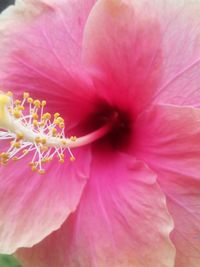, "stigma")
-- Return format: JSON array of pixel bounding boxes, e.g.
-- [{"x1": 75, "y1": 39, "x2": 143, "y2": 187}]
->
[{"x1": 0, "y1": 91, "x2": 113, "y2": 174}]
